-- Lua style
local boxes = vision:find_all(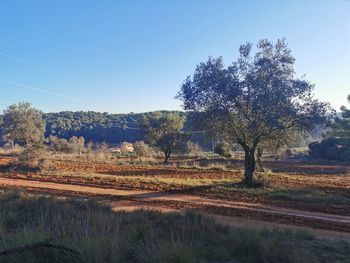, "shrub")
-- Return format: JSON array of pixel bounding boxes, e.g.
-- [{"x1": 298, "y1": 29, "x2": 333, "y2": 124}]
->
[
  {"x1": 49, "y1": 136, "x2": 85, "y2": 155},
  {"x1": 308, "y1": 138, "x2": 350, "y2": 161},
  {"x1": 48, "y1": 136, "x2": 74, "y2": 153},
  {"x1": 214, "y1": 142, "x2": 232, "y2": 158},
  {"x1": 69, "y1": 136, "x2": 85, "y2": 155},
  {"x1": 185, "y1": 141, "x2": 203, "y2": 157},
  {"x1": 12, "y1": 144, "x2": 52, "y2": 171},
  {"x1": 133, "y1": 141, "x2": 153, "y2": 157},
  {"x1": 89, "y1": 142, "x2": 111, "y2": 161}
]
